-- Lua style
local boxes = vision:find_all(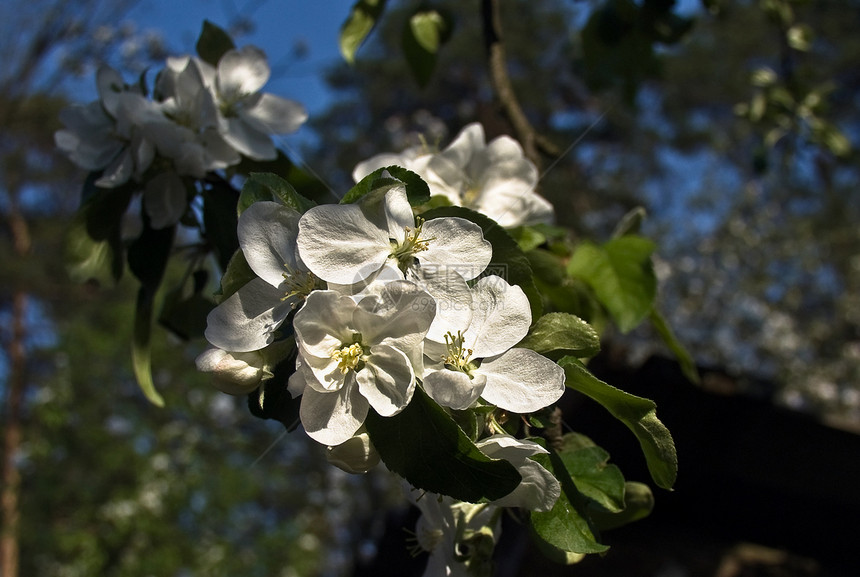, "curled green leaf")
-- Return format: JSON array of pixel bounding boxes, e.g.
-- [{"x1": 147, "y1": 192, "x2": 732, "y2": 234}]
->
[{"x1": 559, "y1": 357, "x2": 677, "y2": 490}]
